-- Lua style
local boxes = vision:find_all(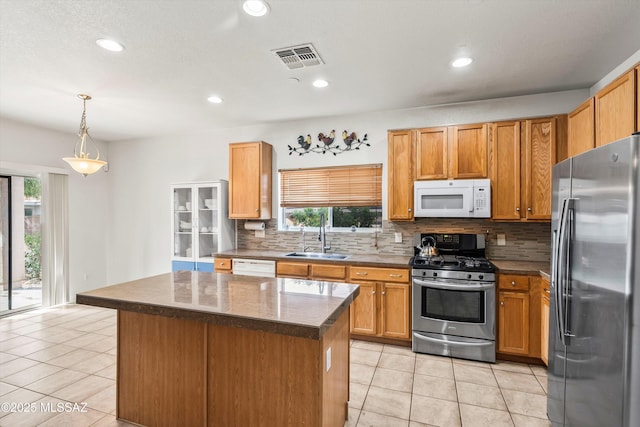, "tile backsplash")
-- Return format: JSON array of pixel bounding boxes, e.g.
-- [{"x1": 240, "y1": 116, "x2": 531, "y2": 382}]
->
[{"x1": 237, "y1": 218, "x2": 551, "y2": 262}]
